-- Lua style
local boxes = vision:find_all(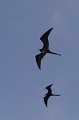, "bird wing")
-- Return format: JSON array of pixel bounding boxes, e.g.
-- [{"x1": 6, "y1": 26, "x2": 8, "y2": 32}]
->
[
  {"x1": 40, "y1": 28, "x2": 53, "y2": 47},
  {"x1": 46, "y1": 84, "x2": 53, "y2": 91},
  {"x1": 35, "y1": 53, "x2": 46, "y2": 70},
  {"x1": 43, "y1": 93, "x2": 50, "y2": 107}
]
